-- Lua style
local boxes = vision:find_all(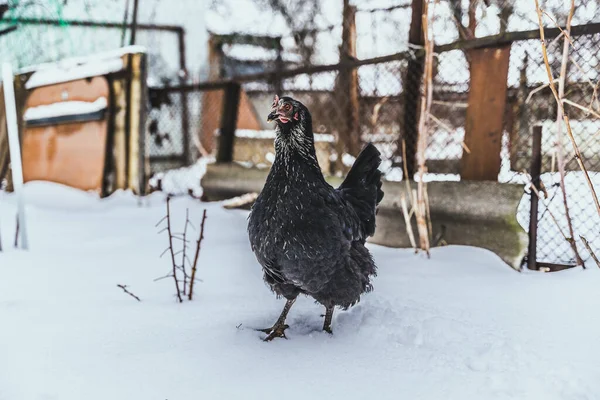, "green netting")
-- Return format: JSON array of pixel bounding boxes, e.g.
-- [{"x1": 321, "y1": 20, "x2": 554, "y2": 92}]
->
[{"x1": 0, "y1": 0, "x2": 130, "y2": 69}]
